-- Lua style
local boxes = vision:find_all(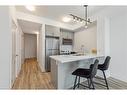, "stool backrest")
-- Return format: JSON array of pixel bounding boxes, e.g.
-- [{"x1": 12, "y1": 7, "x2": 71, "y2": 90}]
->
[
  {"x1": 90, "y1": 59, "x2": 99, "y2": 78},
  {"x1": 103, "y1": 56, "x2": 111, "y2": 70}
]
